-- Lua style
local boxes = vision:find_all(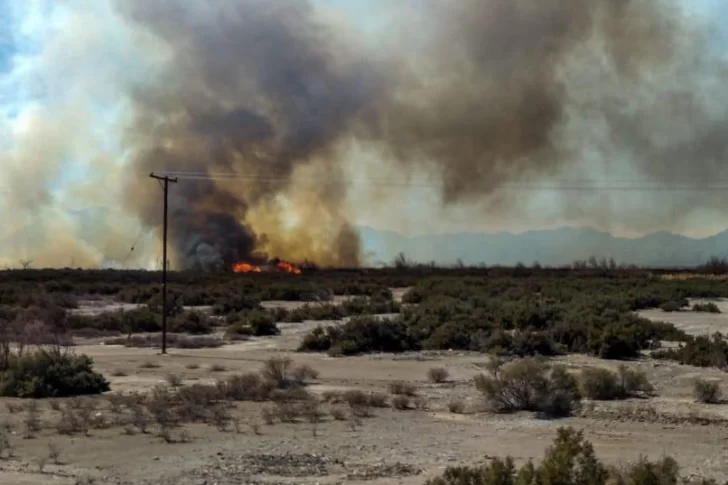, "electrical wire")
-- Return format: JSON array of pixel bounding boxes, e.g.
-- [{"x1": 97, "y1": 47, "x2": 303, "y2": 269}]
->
[{"x1": 152, "y1": 171, "x2": 728, "y2": 191}]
